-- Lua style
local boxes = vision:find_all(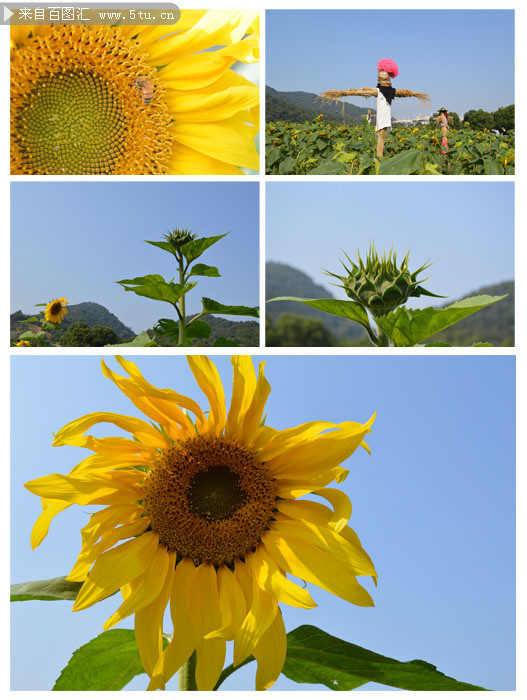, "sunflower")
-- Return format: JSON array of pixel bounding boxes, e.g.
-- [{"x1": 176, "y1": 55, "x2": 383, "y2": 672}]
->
[
  {"x1": 14, "y1": 339, "x2": 31, "y2": 346},
  {"x1": 10, "y1": 12, "x2": 259, "y2": 175},
  {"x1": 25, "y1": 356, "x2": 376, "y2": 691},
  {"x1": 44, "y1": 297, "x2": 69, "y2": 324}
]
